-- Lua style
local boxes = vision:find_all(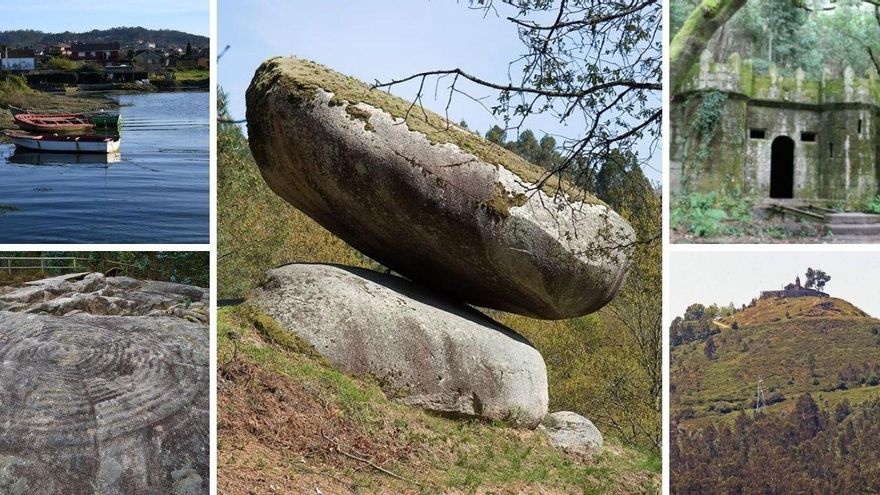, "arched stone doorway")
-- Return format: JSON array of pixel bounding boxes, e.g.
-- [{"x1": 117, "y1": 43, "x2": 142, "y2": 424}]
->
[{"x1": 770, "y1": 136, "x2": 795, "y2": 198}]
